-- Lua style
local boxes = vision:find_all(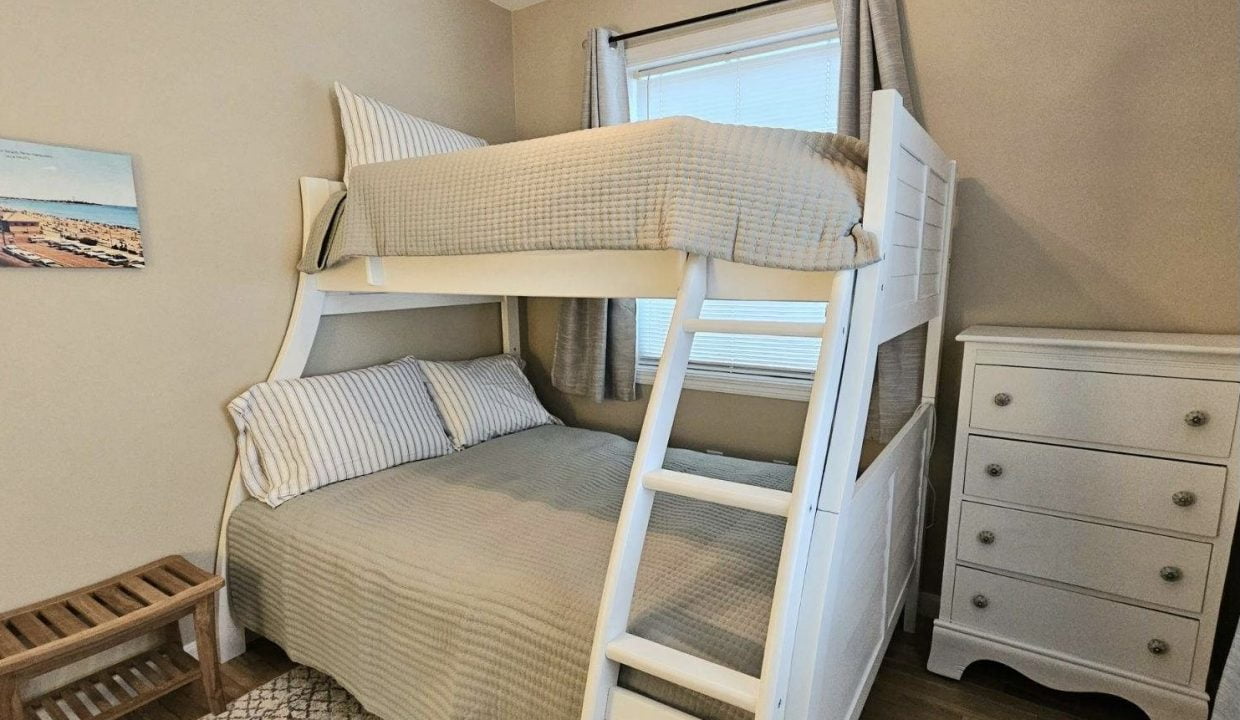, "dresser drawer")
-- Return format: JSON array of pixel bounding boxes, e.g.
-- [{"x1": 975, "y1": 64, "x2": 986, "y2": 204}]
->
[
  {"x1": 970, "y1": 365, "x2": 1239, "y2": 457},
  {"x1": 951, "y1": 566, "x2": 1198, "y2": 685},
  {"x1": 964, "y1": 435, "x2": 1226, "y2": 536},
  {"x1": 957, "y1": 502, "x2": 1211, "y2": 612}
]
